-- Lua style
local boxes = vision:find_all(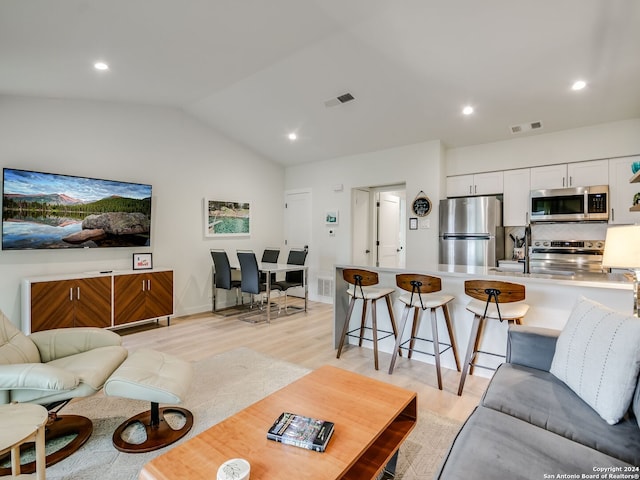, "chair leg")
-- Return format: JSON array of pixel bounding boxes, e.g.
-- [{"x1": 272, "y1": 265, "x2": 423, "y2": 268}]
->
[
  {"x1": 371, "y1": 298, "x2": 379, "y2": 370},
  {"x1": 384, "y1": 294, "x2": 401, "y2": 357},
  {"x1": 457, "y1": 313, "x2": 482, "y2": 396},
  {"x1": 388, "y1": 305, "x2": 411, "y2": 374},
  {"x1": 358, "y1": 299, "x2": 368, "y2": 347},
  {"x1": 469, "y1": 316, "x2": 487, "y2": 376},
  {"x1": 337, "y1": 297, "x2": 357, "y2": 359},
  {"x1": 430, "y1": 308, "x2": 443, "y2": 390},
  {"x1": 408, "y1": 307, "x2": 420, "y2": 359},
  {"x1": 442, "y1": 303, "x2": 461, "y2": 371}
]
